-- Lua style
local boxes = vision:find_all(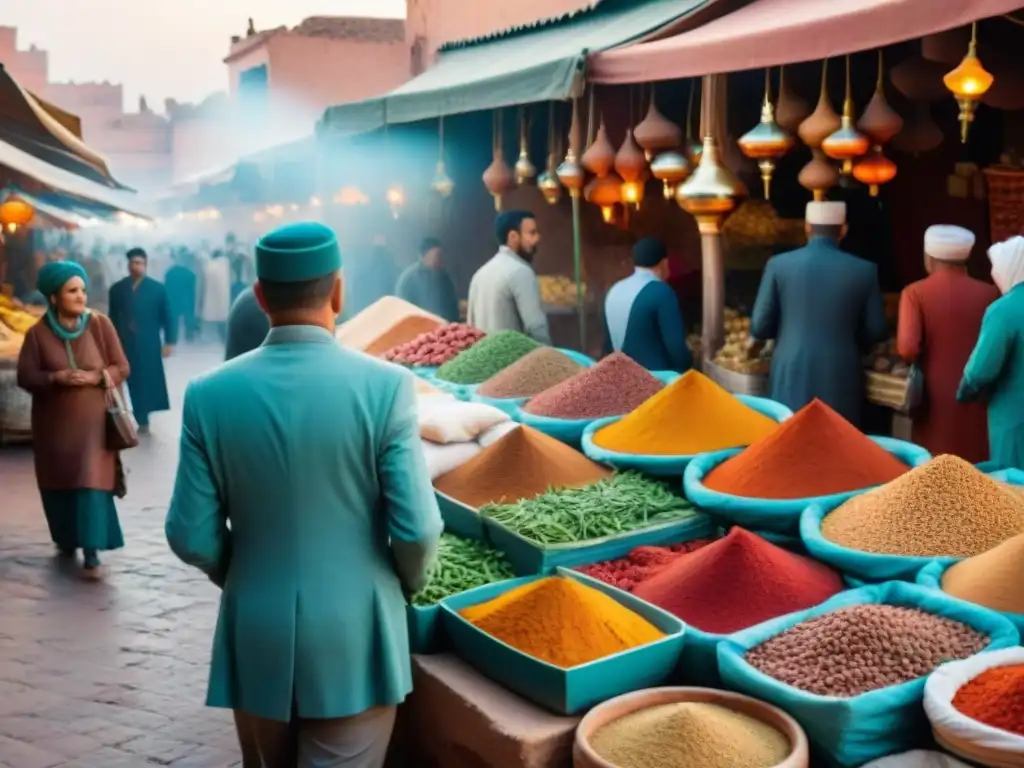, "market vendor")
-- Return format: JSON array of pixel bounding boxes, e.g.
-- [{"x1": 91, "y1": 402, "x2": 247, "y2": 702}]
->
[
  {"x1": 165, "y1": 221, "x2": 443, "y2": 767},
  {"x1": 750, "y1": 201, "x2": 887, "y2": 428},
  {"x1": 958, "y1": 235, "x2": 1024, "y2": 470},
  {"x1": 898, "y1": 225, "x2": 996, "y2": 462},
  {"x1": 395, "y1": 236, "x2": 460, "y2": 321},
  {"x1": 601, "y1": 237, "x2": 691, "y2": 372}
]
